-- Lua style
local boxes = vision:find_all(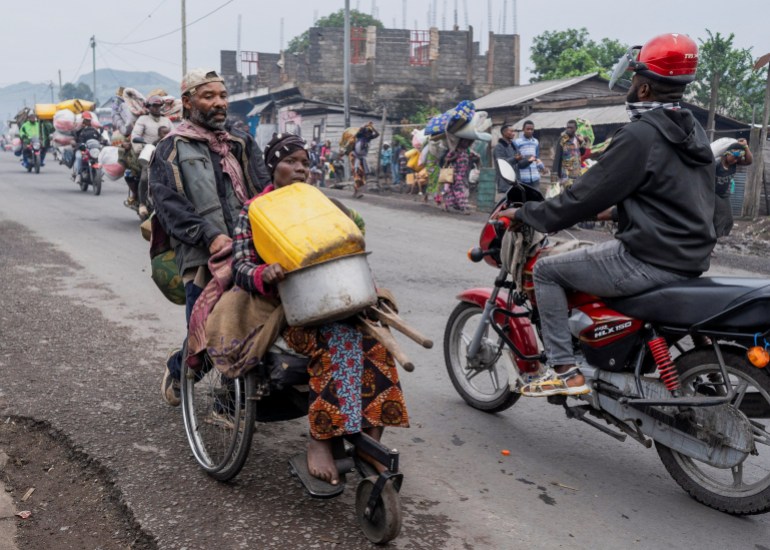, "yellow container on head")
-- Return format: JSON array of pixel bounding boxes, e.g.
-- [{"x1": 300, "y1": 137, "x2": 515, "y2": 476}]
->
[
  {"x1": 248, "y1": 183, "x2": 365, "y2": 272},
  {"x1": 34, "y1": 104, "x2": 57, "y2": 120}
]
